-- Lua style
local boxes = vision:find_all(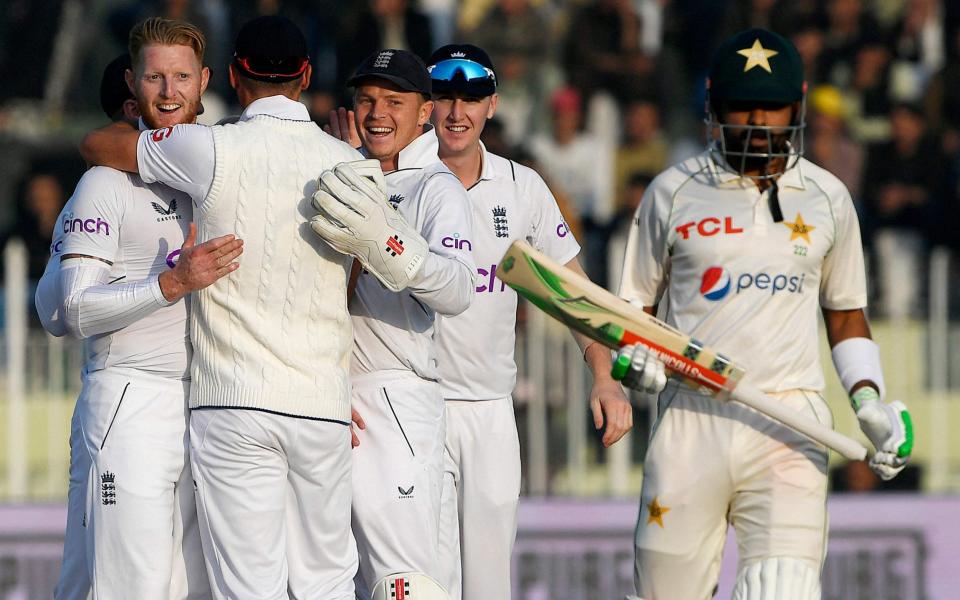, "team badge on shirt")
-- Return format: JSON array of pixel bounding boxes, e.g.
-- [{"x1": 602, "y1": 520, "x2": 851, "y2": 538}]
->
[
  {"x1": 101, "y1": 471, "x2": 117, "y2": 506},
  {"x1": 646, "y1": 496, "x2": 670, "y2": 528},
  {"x1": 782, "y1": 212, "x2": 815, "y2": 244},
  {"x1": 493, "y1": 206, "x2": 509, "y2": 238}
]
